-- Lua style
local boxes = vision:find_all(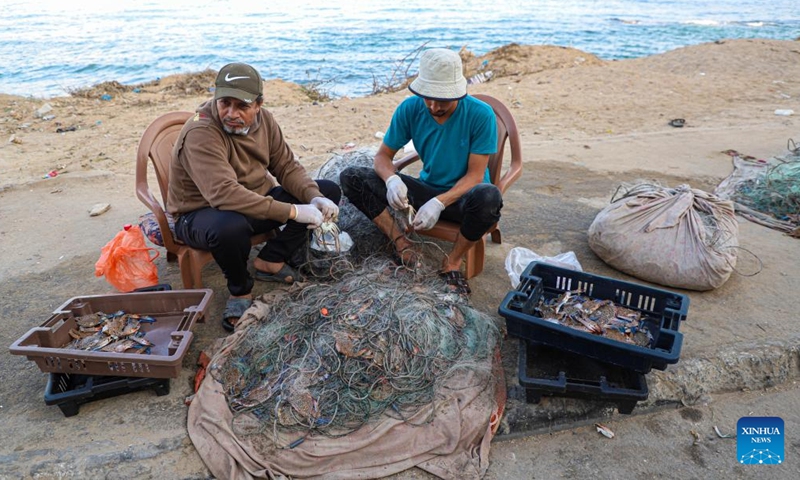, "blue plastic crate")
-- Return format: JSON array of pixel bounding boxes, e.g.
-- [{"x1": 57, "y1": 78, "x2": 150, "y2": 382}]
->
[
  {"x1": 499, "y1": 262, "x2": 689, "y2": 373},
  {"x1": 518, "y1": 340, "x2": 648, "y2": 414}
]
